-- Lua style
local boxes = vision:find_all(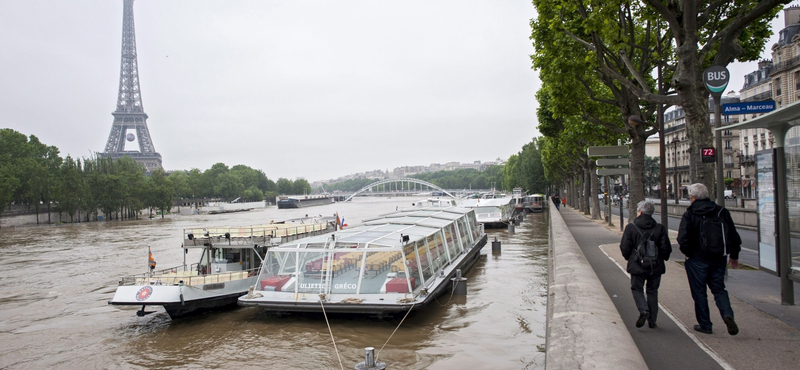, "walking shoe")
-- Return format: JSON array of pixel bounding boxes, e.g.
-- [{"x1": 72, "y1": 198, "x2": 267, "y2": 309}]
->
[
  {"x1": 648, "y1": 322, "x2": 657, "y2": 329},
  {"x1": 693, "y1": 325, "x2": 712, "y2": 334},
  {"x1": 636, "y1": 311, "x2": 650, "y2": 328},
  {"x1": 724, "y1": 316, "x2": 739, "y2": 335}
]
